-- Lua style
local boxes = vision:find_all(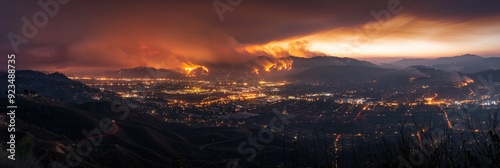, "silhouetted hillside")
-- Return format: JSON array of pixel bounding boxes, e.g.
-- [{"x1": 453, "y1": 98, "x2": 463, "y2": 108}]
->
[{"x1": 0, "y1": 70, "x2": 101, "y2": 103}]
